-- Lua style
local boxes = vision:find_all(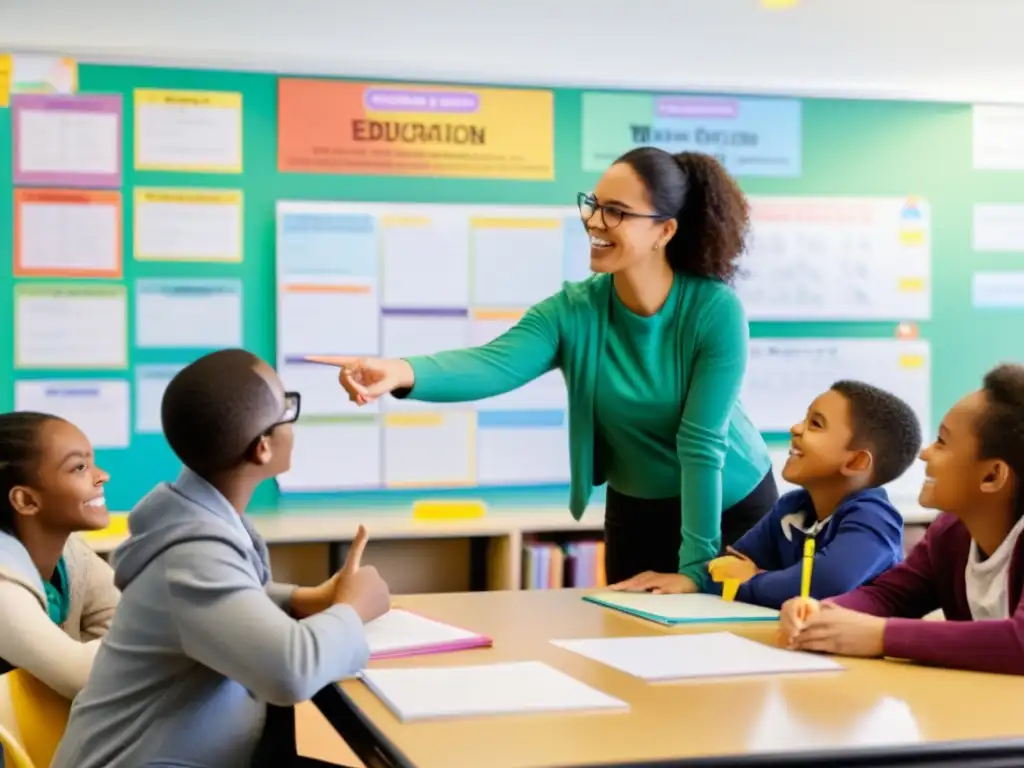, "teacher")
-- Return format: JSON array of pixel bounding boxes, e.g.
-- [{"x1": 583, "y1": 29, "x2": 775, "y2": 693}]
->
[{"x1": 323, "y1": 147, "x2": 775, "y2": 594}]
